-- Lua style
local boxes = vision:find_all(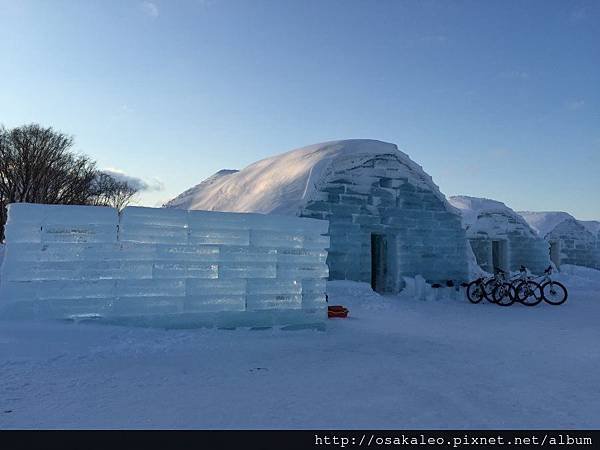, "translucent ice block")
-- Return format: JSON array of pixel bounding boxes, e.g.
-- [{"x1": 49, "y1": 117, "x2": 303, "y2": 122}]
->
[
  {"x1": 246, "y1": 293, "x2": 302, "y2": 310},
  {"x1": 219, "y1": 262, "x2": 276, "y2": 279},
  {"x1": 250, "y1": 230, "x2": 304, "y2": 249},
  {"x1": 119, "y1": 224, "x2": 188, "y2": 245},
  {"x1": 188, "y1": 229, "x2": 250, "y2": 246}
]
